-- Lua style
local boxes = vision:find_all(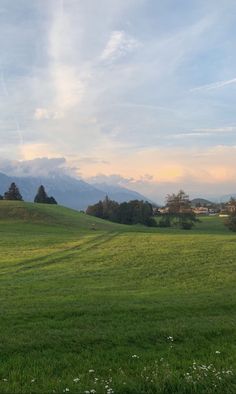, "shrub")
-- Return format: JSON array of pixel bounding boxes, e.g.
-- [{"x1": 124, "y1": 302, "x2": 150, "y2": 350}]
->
[
  {"x1": 225, "y1": 214, "x2": 236, "y2": 232},
  {"x1": 159, "y1": 215, "x2": 171, "y2": 227}
]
